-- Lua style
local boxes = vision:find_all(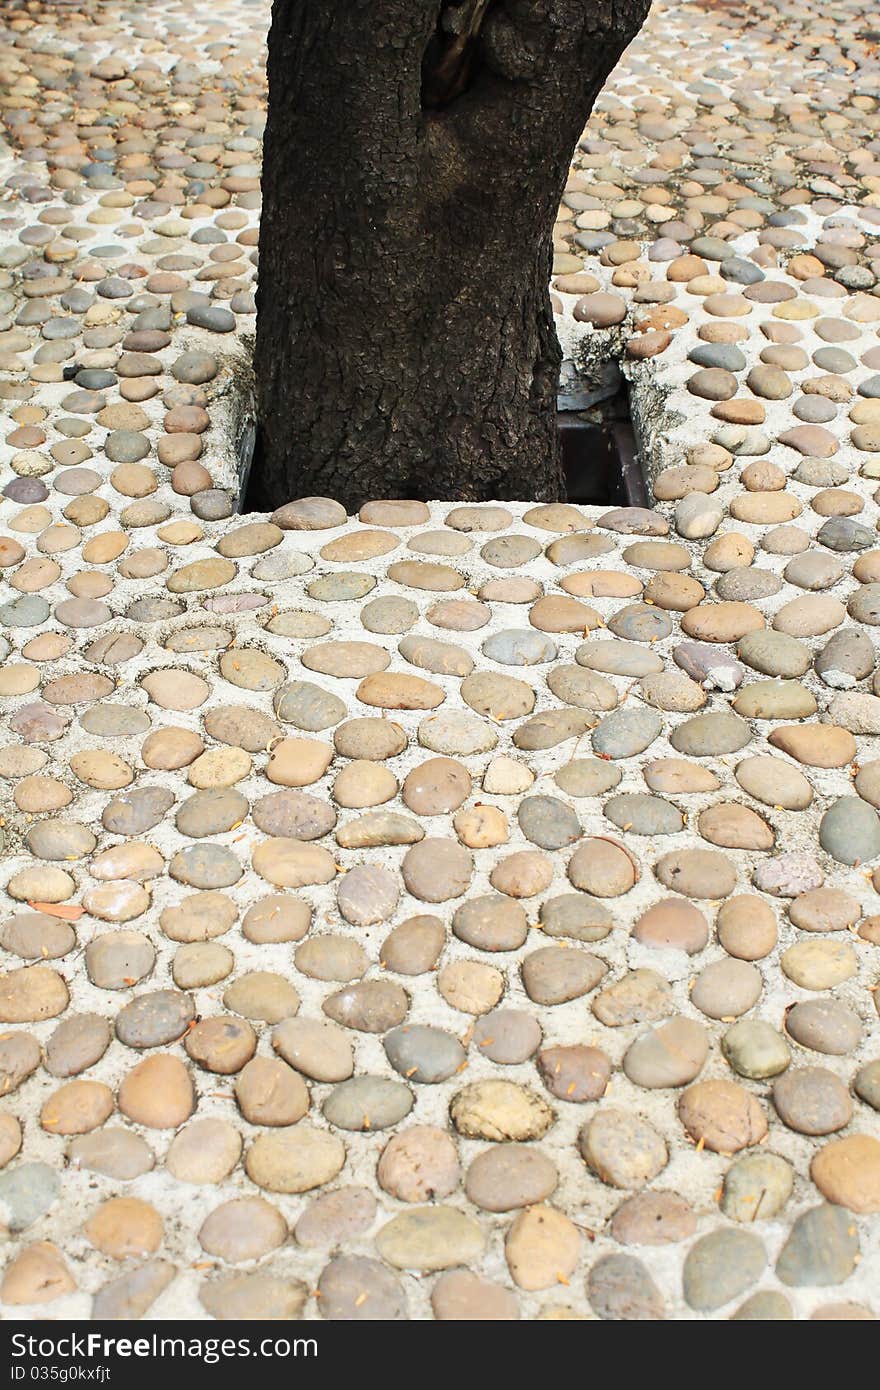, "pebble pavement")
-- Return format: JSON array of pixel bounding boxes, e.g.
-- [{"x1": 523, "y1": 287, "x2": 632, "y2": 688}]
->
[{"x1": 0, "y1": 0, "x2": 879, "y2": 1321}]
